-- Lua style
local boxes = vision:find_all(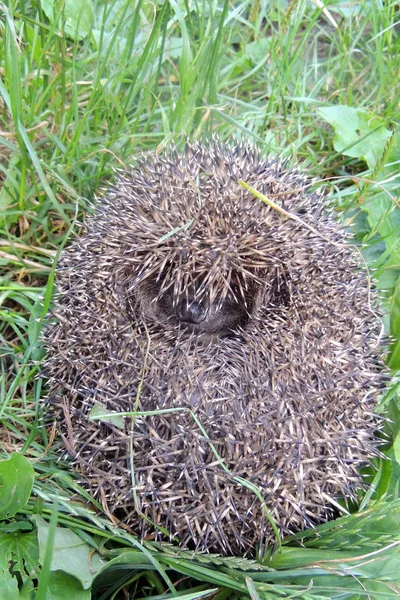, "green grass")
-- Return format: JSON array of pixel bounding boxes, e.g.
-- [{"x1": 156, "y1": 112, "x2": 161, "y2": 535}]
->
[{"x1": 0, "y1": 0, "x2": 400, "y2": 598}]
